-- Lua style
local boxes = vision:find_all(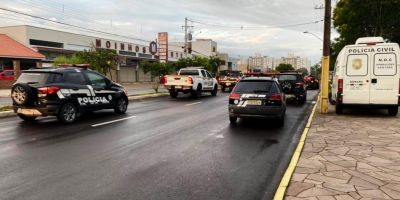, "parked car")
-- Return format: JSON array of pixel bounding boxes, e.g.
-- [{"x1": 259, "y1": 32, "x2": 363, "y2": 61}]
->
[
  {"x1": 163, "y1": 67, "x2": 218, "y2": 98},
  {"x1": 303, "y1": 75, "x2": 319, "y2": 90},
  {"x1": 11, "y1": 66, "x2": 128, "y2": 123},
  {"x1": 275, "y1": 72, "x2": 307, "y2": 104},
  {"x1": 228, "y1": 76, "x2": 286, "y2": 126},
  {"x1": 331, "y1": 37, "x2": 400, "y2": 115},
  {"x1": 217, "y1": 70, "x2": 242, "y2": 92},
  {"x1": 0, "y1": 70, "x2": 14, "y2": 80}
]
